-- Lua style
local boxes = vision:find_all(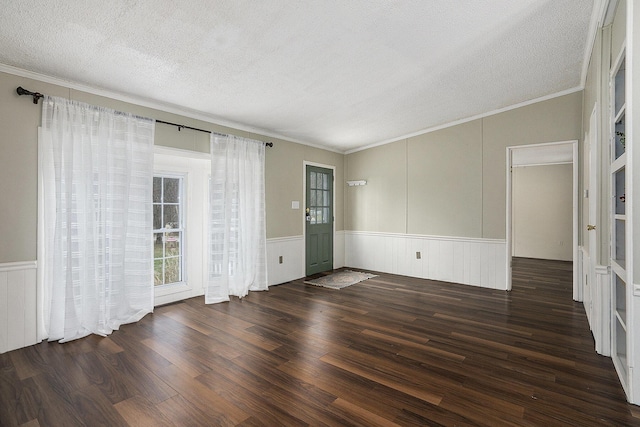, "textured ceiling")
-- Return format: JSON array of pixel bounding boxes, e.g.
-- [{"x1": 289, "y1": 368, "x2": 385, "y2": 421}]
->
[{"x1": 0, "y1": 0, "x2": 595, "y2": 152}]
